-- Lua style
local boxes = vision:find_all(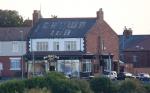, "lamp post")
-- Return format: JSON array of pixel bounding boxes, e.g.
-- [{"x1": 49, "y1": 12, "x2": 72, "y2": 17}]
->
[
  {"x1": 44, "y1": 55, "x2": 59, "y2": 71},
  {"x1": 20, "y1": 30, "x2": 24, "y2": 79}
]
